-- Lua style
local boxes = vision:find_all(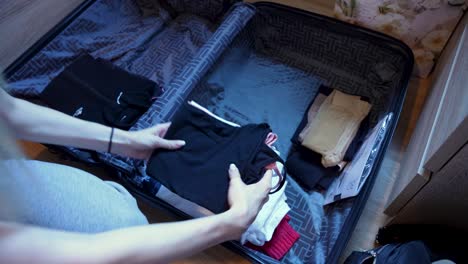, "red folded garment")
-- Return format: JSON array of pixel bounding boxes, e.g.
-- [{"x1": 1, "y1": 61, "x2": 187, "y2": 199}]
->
[{"x1": 247, "y1": 215, "x2": 300, "y2": 260}]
